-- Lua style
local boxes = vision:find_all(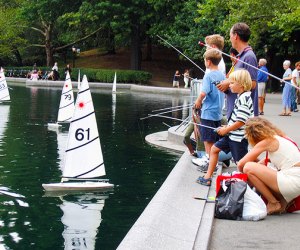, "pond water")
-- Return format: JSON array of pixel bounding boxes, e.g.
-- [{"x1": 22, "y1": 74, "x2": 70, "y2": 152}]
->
[{"x1": 0, "y1": 83, "x2": 188, "y2": 249}]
